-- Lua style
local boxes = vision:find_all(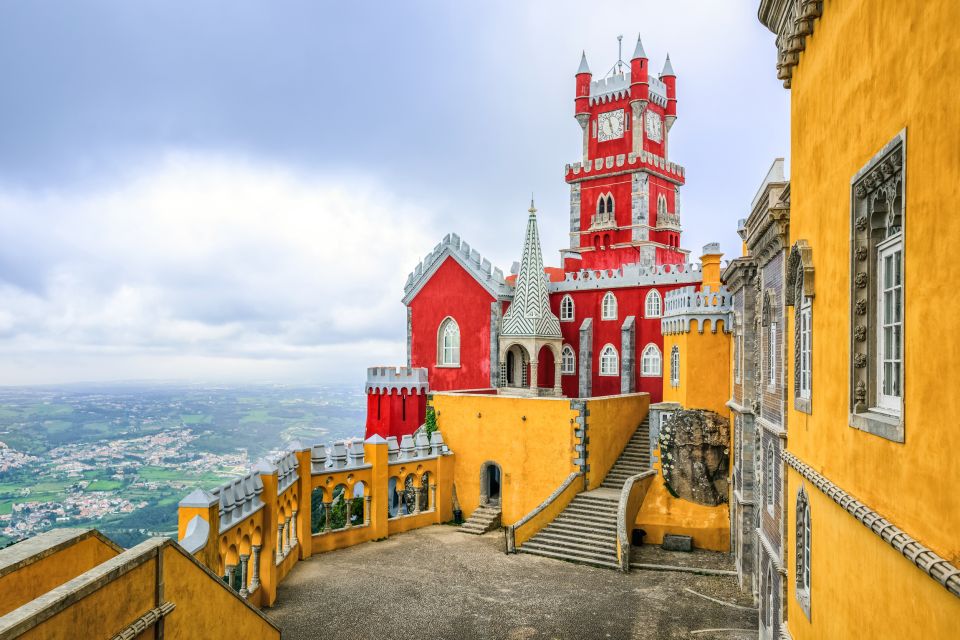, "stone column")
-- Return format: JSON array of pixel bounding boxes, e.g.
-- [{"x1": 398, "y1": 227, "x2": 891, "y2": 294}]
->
[
  {"x1": 345, "y1": 499, "x2": 353, "y2": 528},
  {"x1": 276, "y1": 524, "x2": 284, "y2": 561},
  {"x1": 250, "y1": 545, "x2": 261, "y2": 591},
  {"x1": 364, "y1": 495, "x2": 372, "y2": 525},
  {"x1": 529, "y1": 358, "x2": 539, "y2": 390},
  {"x1": 414, "y1": 486, "x2": 421, "y2": 514},
  {"x1": 238, "y1": 554, "x2": 250, "y2": 597},
  {"x1": 324, "y1": 502, "x2": 332, "y2": 531},
  {"x1": 225, "y1": 564, "x2": 236, "y2": 591},
  {"x1": 553, "y1": 359, "x2": 562, "y2": 396},
  {"x1": 429, "y1": 484, "x2": 437, "y2": 512},
  {"x1": 283, "y1": 520, "x2": 290, "y2": 553},
  {"x1": 290, "y1": 511, "x2": 298, "y2": 547}
]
